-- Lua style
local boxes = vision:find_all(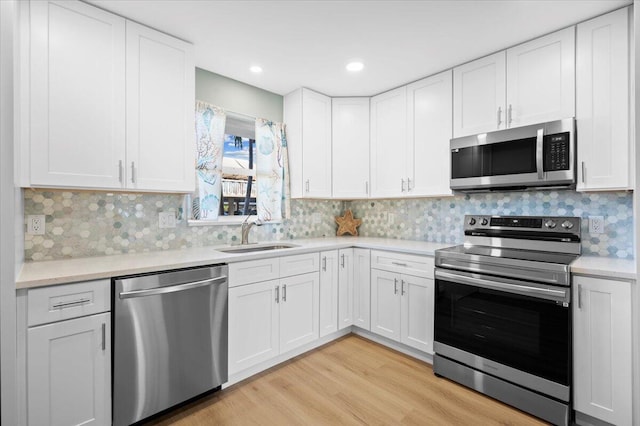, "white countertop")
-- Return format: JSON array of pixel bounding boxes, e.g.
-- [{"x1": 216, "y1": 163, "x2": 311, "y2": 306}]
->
[
  {"x1": 570, "y1": 256, "x2": 637, "y2": 281},
  {"x1": 16, "y1": 237, "x2": 636, "y2": 289},
  {"x1": 16, "y1": 237, "x2": 450, "y2": 289}
]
